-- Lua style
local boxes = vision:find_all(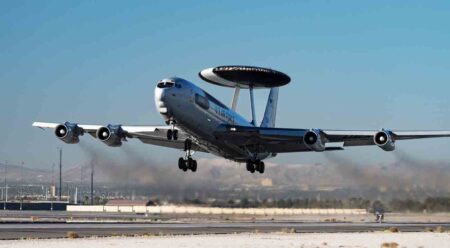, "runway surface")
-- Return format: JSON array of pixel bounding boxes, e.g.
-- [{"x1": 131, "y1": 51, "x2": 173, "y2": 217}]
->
[{"x1": 1, "y1": 222, "x2": 450, "y2": 239}]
